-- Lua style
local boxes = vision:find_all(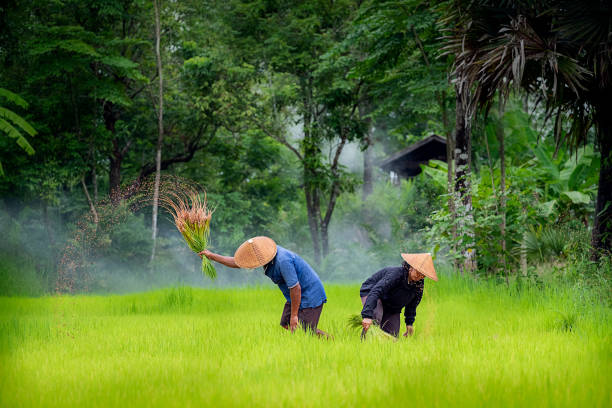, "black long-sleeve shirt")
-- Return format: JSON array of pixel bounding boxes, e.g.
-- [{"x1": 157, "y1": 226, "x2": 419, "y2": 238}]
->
[{"x1": 360, "y1": 266, "x2": 425, "y2": 326}]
